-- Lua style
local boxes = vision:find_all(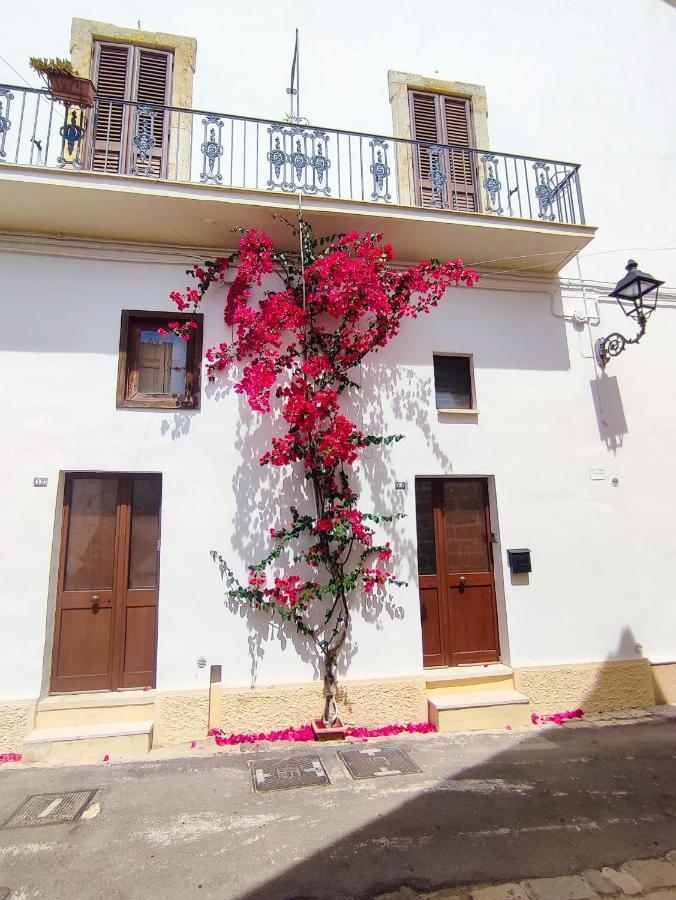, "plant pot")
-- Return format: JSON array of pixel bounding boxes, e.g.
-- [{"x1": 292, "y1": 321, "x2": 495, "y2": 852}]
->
[
  {"x1": 312, "y1": 718, "x2": 346, "y2": 741},
  {"x1": 47, "y1": 72, "x2": 97, "y2": 108}
]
